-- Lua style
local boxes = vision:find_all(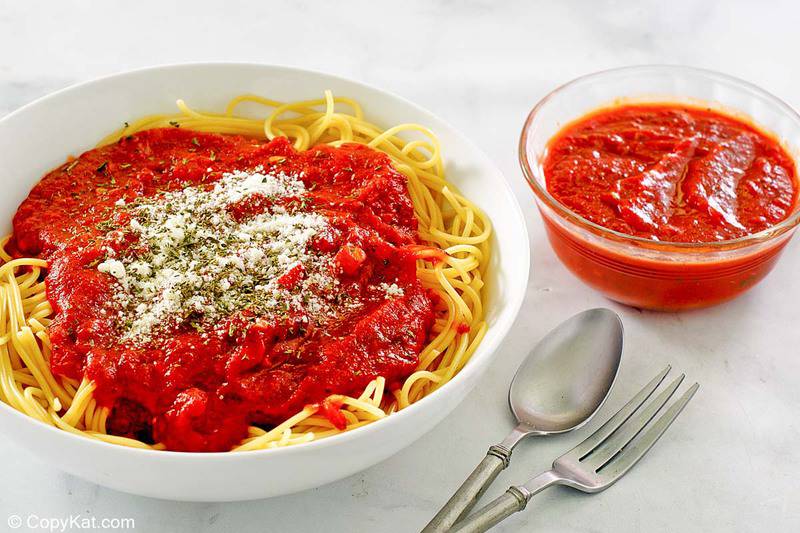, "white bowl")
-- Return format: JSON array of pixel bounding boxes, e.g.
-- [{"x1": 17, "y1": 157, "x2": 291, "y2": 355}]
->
[{"x1": 0, "y1": 63, "x2": 529, "y2": 501}]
